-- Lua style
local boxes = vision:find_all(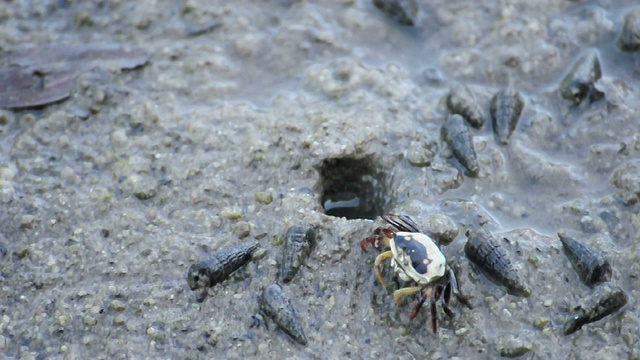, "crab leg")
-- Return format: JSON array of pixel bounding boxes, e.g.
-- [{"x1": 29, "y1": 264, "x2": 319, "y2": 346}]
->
[
  {"x1": 384, "y1": 213, "x2": 423, "y2": 233},
  {"x1": 448, "y1": 266, "x2": 473, "y2": 309},
  {"x1": 430, "y1": 295, "x2": 438, "y2": 333},
  {"x1": 409, "y1": 287, "x2": 433, "y2": 320},
  {"x1": 374, "y1": 251, "x2": 394, "y2": 287},
  {"x1": 394, "y1": 286, "x2": 423, "y2": 306},
  {"x1": 434, "y1": 284, "x2": 455, "y2": 319}
]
